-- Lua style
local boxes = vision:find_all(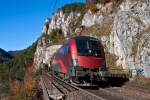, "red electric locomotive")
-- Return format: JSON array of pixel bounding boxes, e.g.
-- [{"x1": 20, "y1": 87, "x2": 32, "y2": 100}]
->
[{"x1": 51, "y1": 36, "x2": 107, "y2": 85}]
